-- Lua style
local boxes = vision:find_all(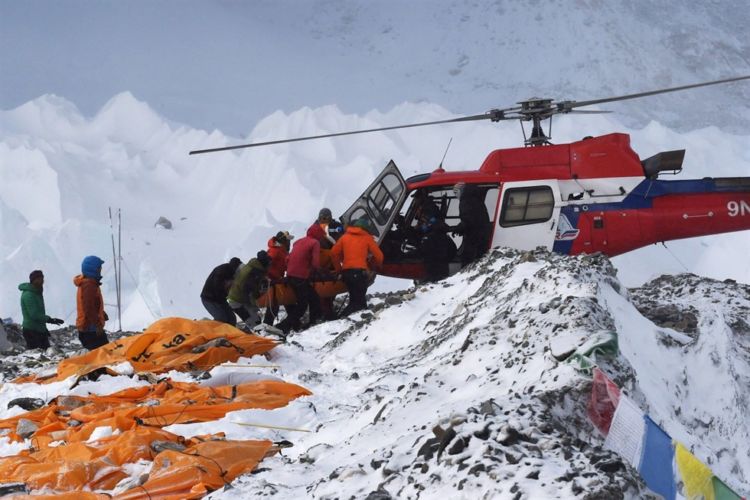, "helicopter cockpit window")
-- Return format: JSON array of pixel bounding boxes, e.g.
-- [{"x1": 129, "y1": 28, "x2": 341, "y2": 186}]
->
[
  {"x1": 348, "y1": 207, "x2": 379, "y2": 237},
  {"x1": 367, "y1": 173, "x2": 404, "y2": 225},
  {"x1": 500, "y1": 186, "x2": 554, "y2": 227}
]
